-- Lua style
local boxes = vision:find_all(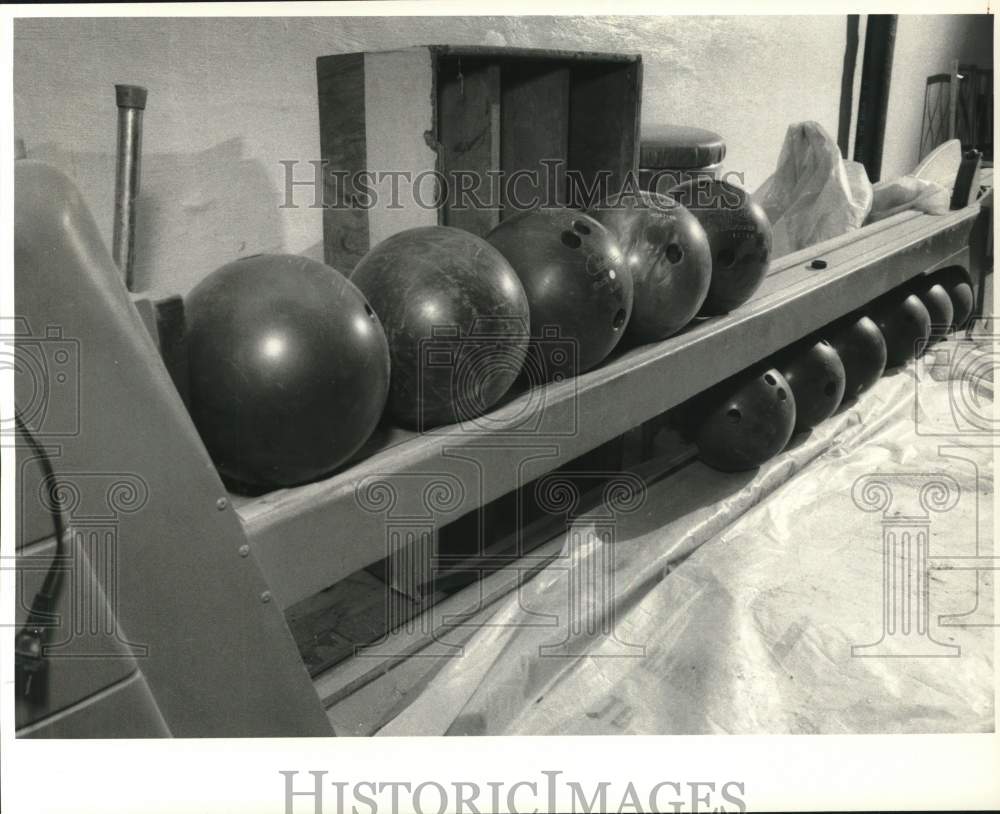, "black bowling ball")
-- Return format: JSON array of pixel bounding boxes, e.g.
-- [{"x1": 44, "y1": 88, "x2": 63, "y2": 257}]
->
[
  {"x1": 870, "y1": 293, "x2": 932, "y2": 368},
  {"x1": 911, "y1": 278, "x2": 955, "y2": 343},
  {"x1": 186, "y1": 253, "x2": 390, "y2": 490},
  {"x1": 776, "y1": 339, "x2": 847, "y2": 432},
  {"x1": 486, "y1": 208, "x2": 632, "y2": 380},
  {"x1": 351, "y1": 226, "x2": 530, "y2": 429},
  {"x1": 824, "y1": 314, "x2": 888, "y2": 402},
  {"x1": 588, "y1": 192, "x2": 711, "y2": 342},
  {"x1": 668, "y1": 177, "x2": 773, "y2": 315},
  {"x1": 691, "y1": 366, "x2": 797, "y2": 472}
]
